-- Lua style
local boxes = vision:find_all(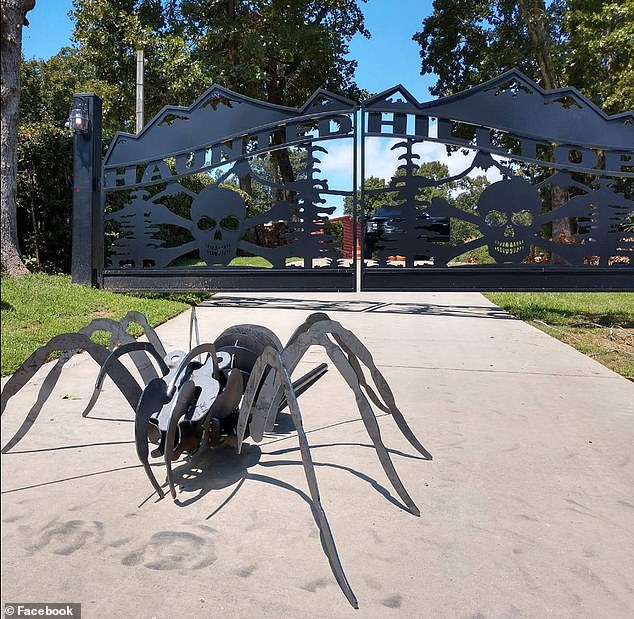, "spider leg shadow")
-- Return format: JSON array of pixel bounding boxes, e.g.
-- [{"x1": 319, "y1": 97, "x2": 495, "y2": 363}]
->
[
  {"x1": 259, "y1": 438, "x2": 431, "y2": 514},
  {"x1": 245, "y1": 470, "x2": 359, "y2": 607},
  {"x1": 258, "y1": 457, "x2": 412, "y2": 513},
  {"x1": 168, "y1": 443, "x2": 262, "y2": 509}
]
